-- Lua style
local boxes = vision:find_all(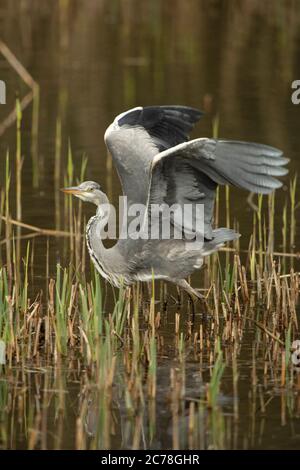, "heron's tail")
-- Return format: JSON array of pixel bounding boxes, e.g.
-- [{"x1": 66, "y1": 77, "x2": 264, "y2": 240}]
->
[{"x1": 202, "y1": 228, "x2": 240, "y2": 256}]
